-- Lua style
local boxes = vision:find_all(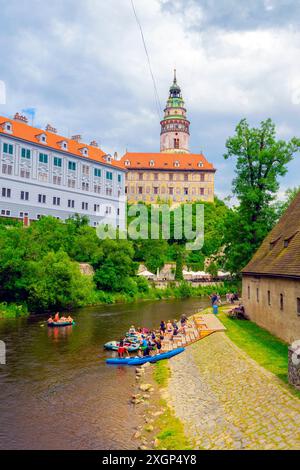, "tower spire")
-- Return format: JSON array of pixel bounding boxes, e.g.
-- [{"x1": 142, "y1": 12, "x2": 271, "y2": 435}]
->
[{"x1": 173, "y1": 68, "x2": 177, "y2": 84}]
